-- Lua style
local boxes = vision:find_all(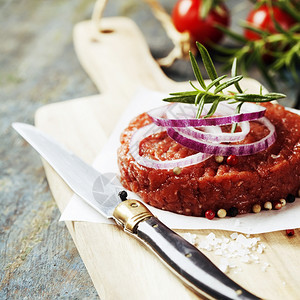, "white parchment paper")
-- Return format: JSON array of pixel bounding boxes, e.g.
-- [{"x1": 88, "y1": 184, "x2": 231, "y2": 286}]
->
[{"x1": 60, "y1": 88, "x2": 300, "y2": 234}]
